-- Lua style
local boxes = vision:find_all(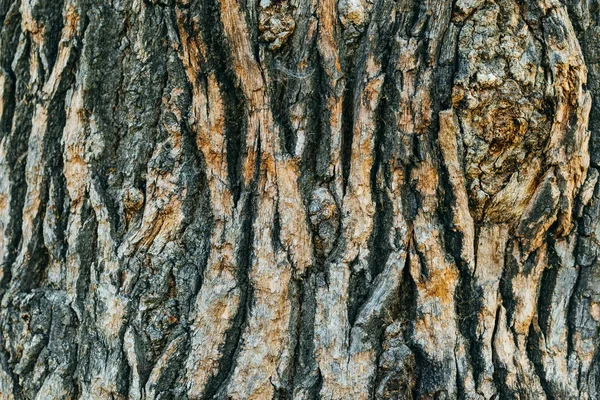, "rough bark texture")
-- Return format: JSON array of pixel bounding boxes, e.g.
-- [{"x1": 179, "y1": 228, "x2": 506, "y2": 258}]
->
[{"x1": 0, "y1": 0, "x2": 599, "y2": 398}]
